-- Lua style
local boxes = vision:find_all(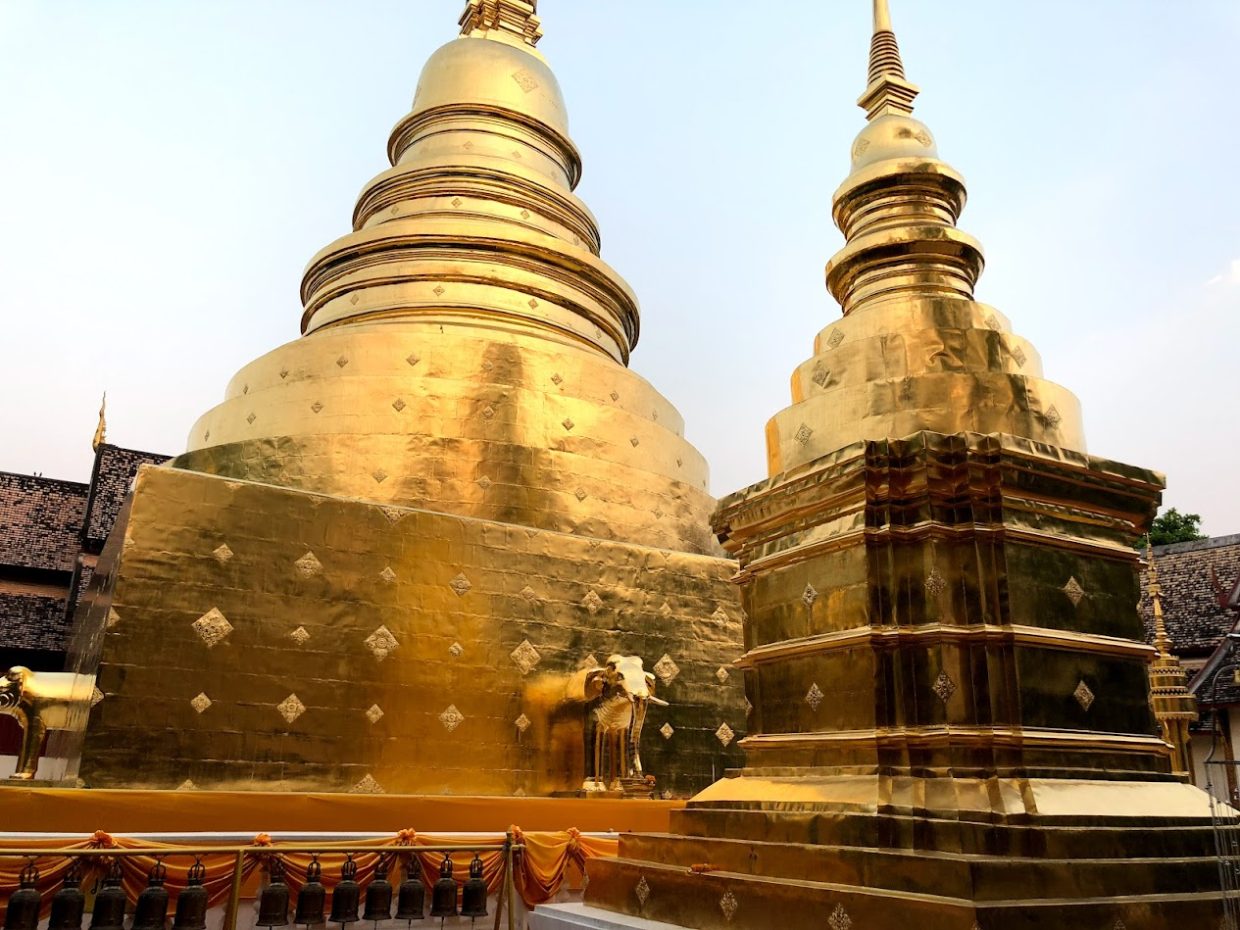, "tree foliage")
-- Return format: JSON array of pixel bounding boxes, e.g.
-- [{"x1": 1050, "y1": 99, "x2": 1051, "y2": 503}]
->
[{"x1": 1146, "y1": 508, "x2": 1207, "y2": 547}]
